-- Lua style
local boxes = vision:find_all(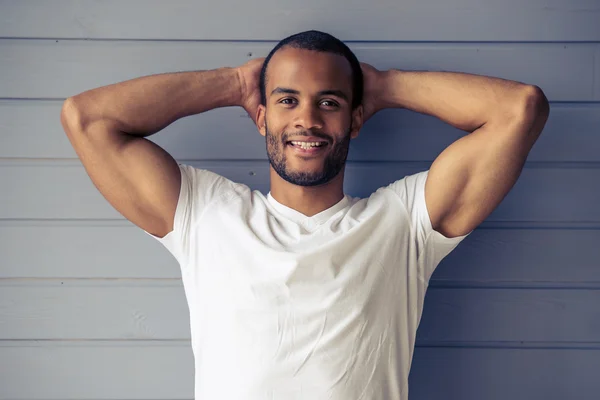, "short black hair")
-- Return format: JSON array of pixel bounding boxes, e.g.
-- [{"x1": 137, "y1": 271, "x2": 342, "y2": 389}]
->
[{"x1": 259, "y1": 30, "x2": 363, "y2": 109}]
